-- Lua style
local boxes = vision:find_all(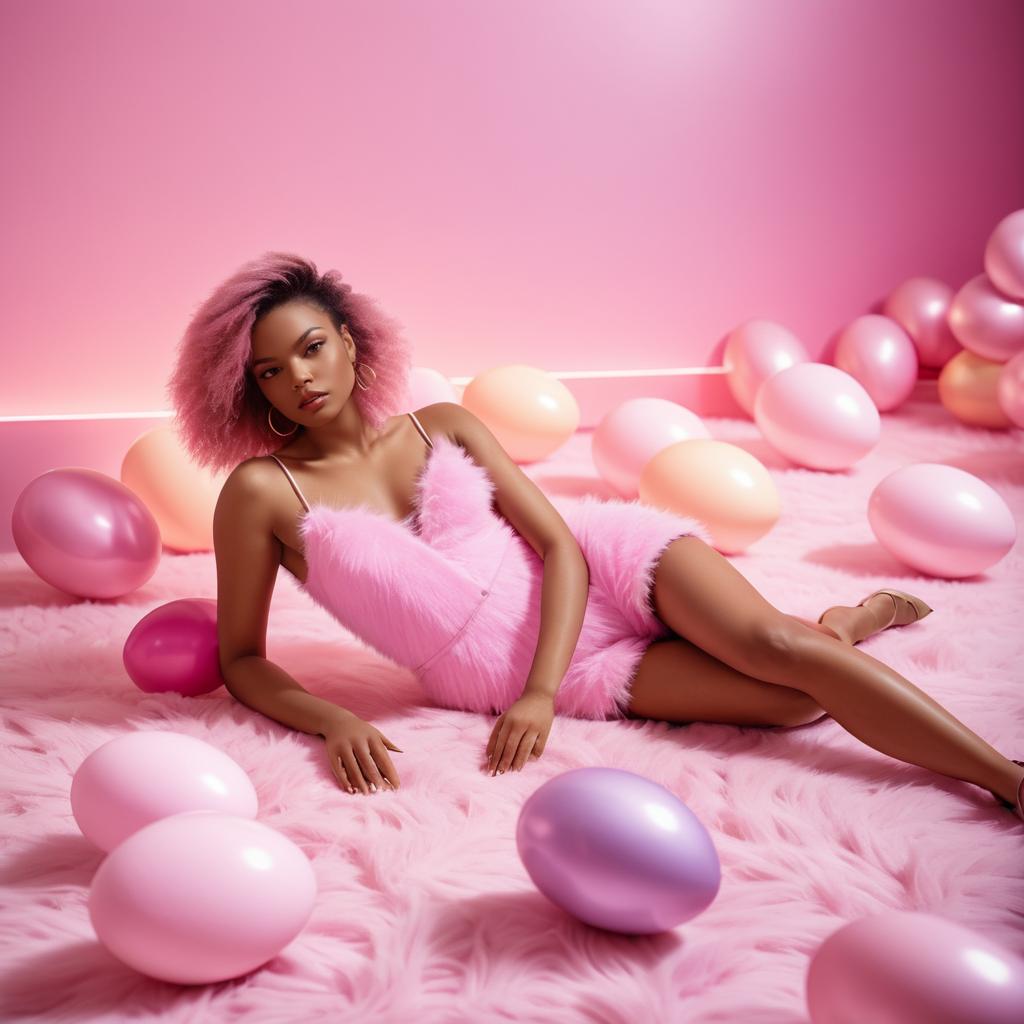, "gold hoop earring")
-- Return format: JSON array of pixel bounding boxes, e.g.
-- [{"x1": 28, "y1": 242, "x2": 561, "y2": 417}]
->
[
  {"x1": 268, "y1": 405, "x2": 297, "y2": 437},
  {"x1": 354, "y1": 360, "x2": 377, "y2": 391}
]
